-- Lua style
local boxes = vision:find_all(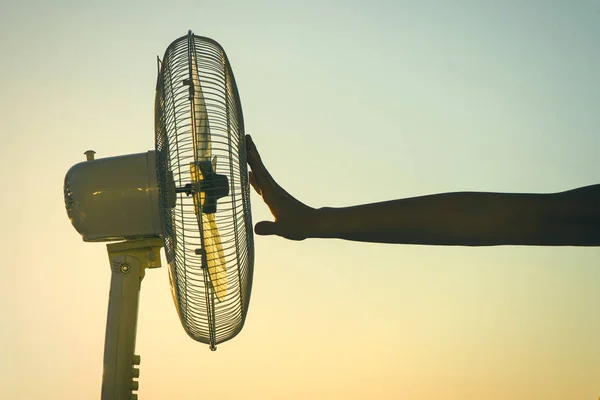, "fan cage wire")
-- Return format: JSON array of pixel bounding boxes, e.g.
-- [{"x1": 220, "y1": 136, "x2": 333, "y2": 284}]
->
[{"x1": 155, "y1": 32, "x2": 254, "y2": 347}]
